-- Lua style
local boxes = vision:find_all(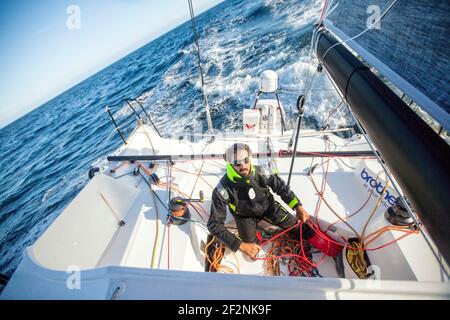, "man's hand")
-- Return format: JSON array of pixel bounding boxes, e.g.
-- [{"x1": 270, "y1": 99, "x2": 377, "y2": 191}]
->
[
  {"x1": 296, "y1": 205, "x2": 310, "y2": 222},
  {"x1": 239, "y1": 242, "x2": 261, "y2": 260}
]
